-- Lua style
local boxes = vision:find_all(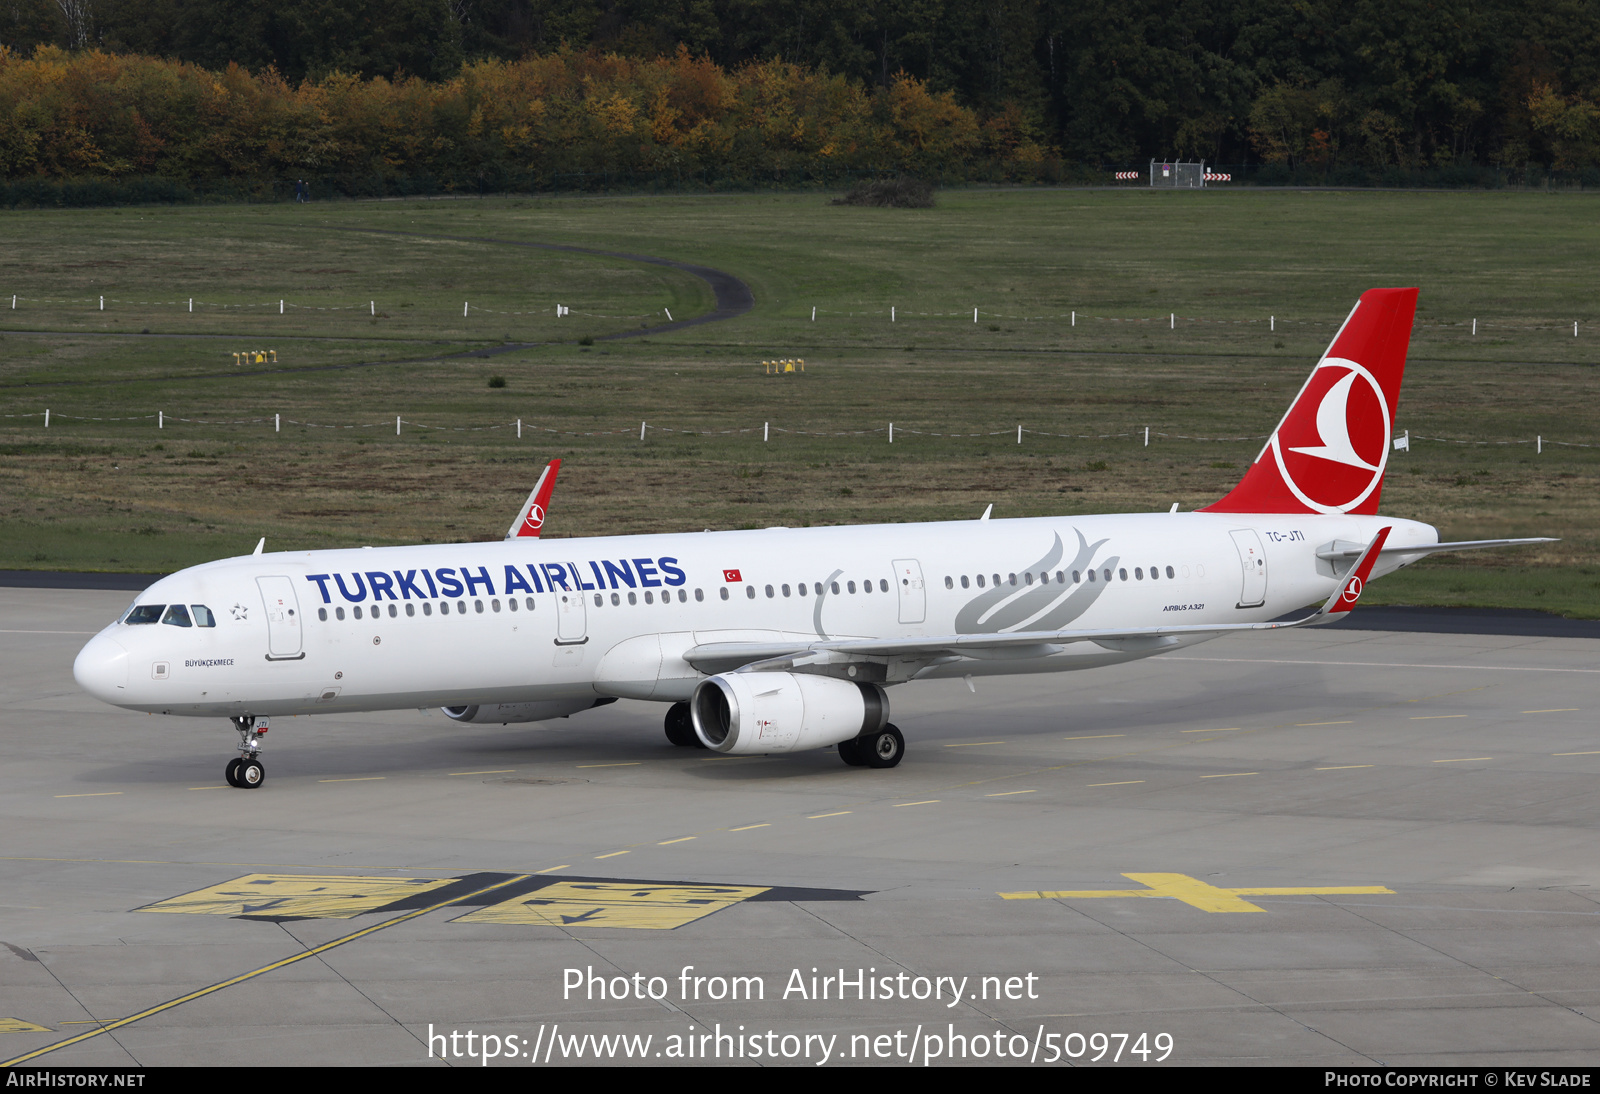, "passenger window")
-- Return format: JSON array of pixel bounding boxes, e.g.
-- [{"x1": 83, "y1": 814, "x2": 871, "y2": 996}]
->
[
  {"x1": 161, "y1": 604, "x2": 192, "y2": 627},
  {"x1": 594, "y1": 593, "x2": 603, "y2": 607},
  {"x1": 1118, "y1": 569, "x2": 1127, "y2": 581},
  {"x1": 406, "y1": 603, "x2": 415, "y2": 617},
  {"x1": 628, "y1": 592, "x2": 638, "y2": 605},
  {"x1": 720, "y1": 587, "x2": 729, "y2": 601},
  {"x1": 879, "y1": 579, "x2": 889, "y2": 593},
  {"x1": 475, "y1": 600, "x2": 484, "y2": 613},
  {"x1": 125, "y1": 604, "x2": 164, "y2": 625},
  {"x1": 423, "y1": 602, "x2": 433, "y2": 616},
  {"x1": 1024, "y1": 572, "x2": 1034, "y2": 586},
  {"x1": 862, "y1": 580, "x2": 870, "y2": 594},
  {"x1": 992, "y1": 574, "x2": 1001, "y2": 587},
  {"x1": 191, "y1": 605, "x2": 217, "y2": 627},
  {"x1": 353, "y1": 606, "x2": 364, "y2": 620},
  {"x1": 492, "y1": 599, "x2": 501, "y2": 612},
  {"x1": 336, "y1": 606, "x2": 346, "y2": 620},
  {"x1": 318, "y1": 608, "x2": 328, "y2": 621},
  {"x1": 389, "y1": 604, "x2": 398, "y2": 617},
  {"x1": 847, "y1": 581, "x2": 856, "y2": 594},
  {"x1": 830, "y1": 582, "x2": 840, "y2": 594},
  {"x1": 797, "y1": 583, "x2": 807, "y2": 597},
  {"x1": 1166, "y1": 566, "x2": 1175, "y2": 579},
  {"x1": 944, "y1": 576, "x2": 953, "y2": 589},
  {"x1": 439, "y1": 602, "x2": 449, "y2": 615},
  {"x1": 678, "y1": 589, "x2": 687, "y2": 602},
  {"x1": 746, "y1": 585, "x2": 756, "y2": 599},
  {"x1": 645, "y1": 591, "x2": 655, "y2": 604},
  {"x1": 1008, "y1": 573, "x2": 1016, "y2": 586},
  {"x1": 456, "y1": 601, "x2": 466, "y2": 614},
  {"x1": 1056, "y1": 571, "x2": 1065, "y2": 584},
  {"x1": 611, "y1": 592, "x2": 620, "y2": 606},
  {"x1": 1135, "y1": 568, "x2": 1143, "y2": 580},
  {"x1": 526, "y1": 597, "x2": 536, "y2": 610},
  {"x1": 976, "y1": 575, "x2": 985, "y2": 588},
  {"x1": 961, "y1": 575, "x2": 970, "y2": 589},
  {"x1": 813, "y1": 582, "x2": 823, "y2": 596},
  {"x1": 1073, "y1": 570, "x2": 1081, "y2": 583},
  {"x1": 781, "y1": 584, "x2": 790, "y2": 597},
  {"x1": 1087, "y1": 570, "x2": 1095, "y2": 583},
  {"x1": 695, "y1": 588, "x2": 704, "y2": 602},
  {"x1": 765, "y1": 585, "x2": 774, "y2": 598},
  {"x1": 508, "y1": 598, "x2": 517, "y2": 612}
]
